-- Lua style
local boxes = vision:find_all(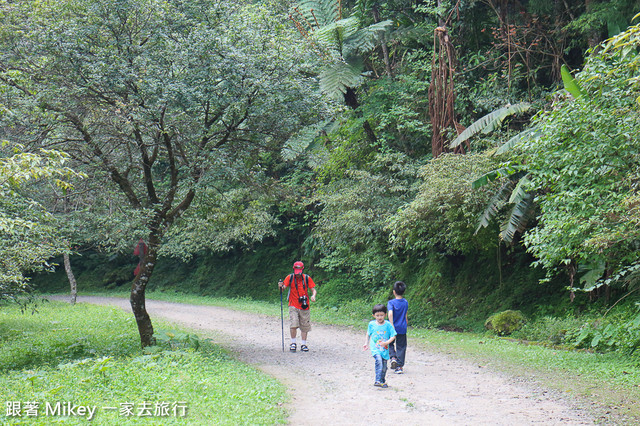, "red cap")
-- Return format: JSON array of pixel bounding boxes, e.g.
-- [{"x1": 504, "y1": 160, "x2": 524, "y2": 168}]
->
[{"x1": 293, "y1": 261, "x2": 304, "y2": 274}]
